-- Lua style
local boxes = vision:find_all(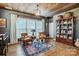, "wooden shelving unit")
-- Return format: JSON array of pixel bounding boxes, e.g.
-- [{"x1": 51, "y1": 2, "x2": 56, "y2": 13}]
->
[{"x1": 56, "y1": 13, "x2": 75, "y2": 46}]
